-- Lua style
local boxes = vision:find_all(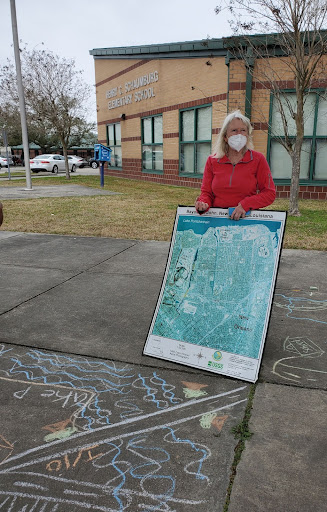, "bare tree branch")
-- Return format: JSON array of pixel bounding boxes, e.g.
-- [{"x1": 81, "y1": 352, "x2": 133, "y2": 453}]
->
[
  {"x1": 0, "y1": 46, "x2": 93, "y2": 178},
  {"x1": 216, "y1": 0, "x2": 327, "y2": 215}
]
